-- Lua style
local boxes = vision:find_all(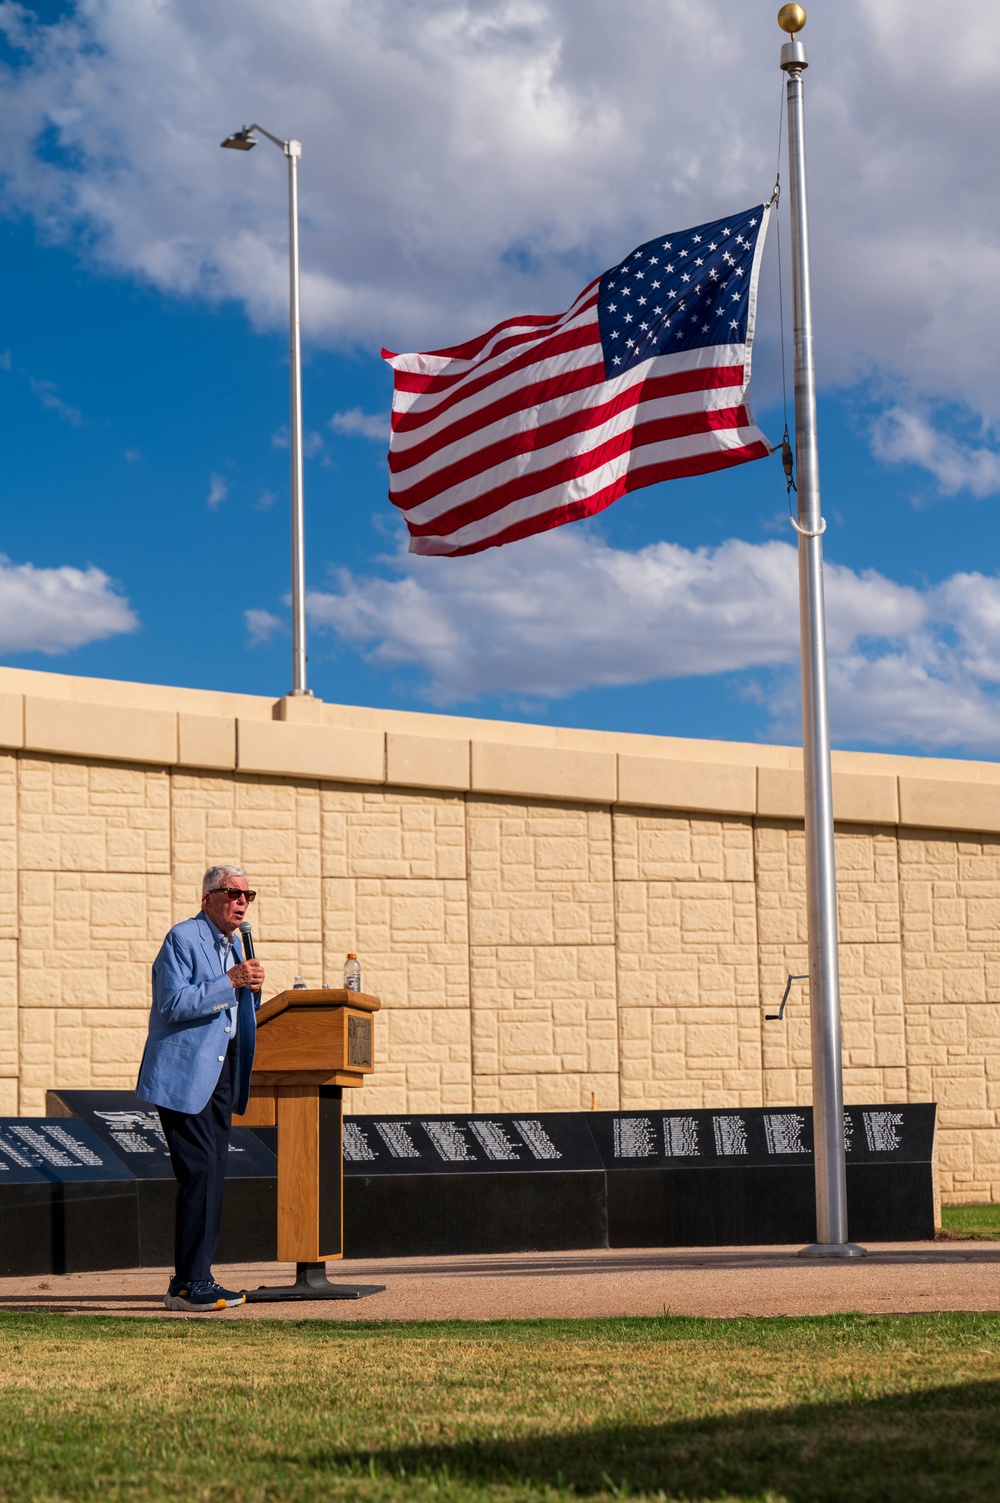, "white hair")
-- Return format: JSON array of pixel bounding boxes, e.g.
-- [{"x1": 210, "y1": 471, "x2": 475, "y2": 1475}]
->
[{"x1": 202, "y1": 864, "x2": 247, "y2": 897}]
